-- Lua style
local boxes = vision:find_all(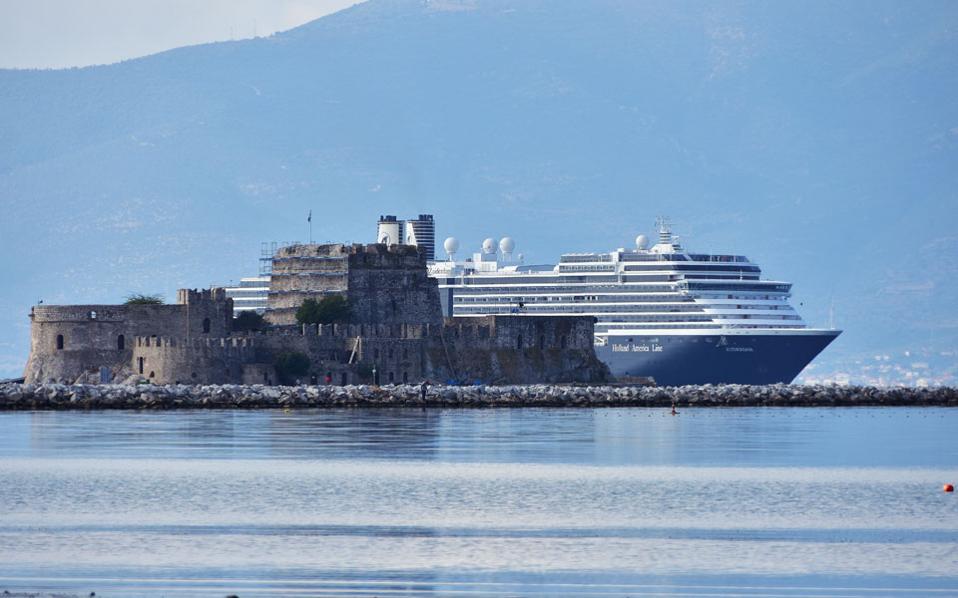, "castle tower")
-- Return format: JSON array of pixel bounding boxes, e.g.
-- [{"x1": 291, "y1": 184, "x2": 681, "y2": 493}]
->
[{"x1": 264, "y1": 243, "x2": 443, "y2": 326}]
